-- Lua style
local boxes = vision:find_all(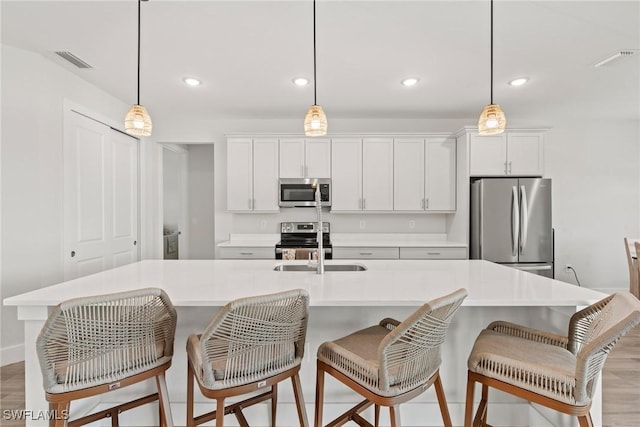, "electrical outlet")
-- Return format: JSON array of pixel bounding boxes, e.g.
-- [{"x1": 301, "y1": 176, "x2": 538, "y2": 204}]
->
[
  {"x1": 409, "y1": 220, "x2": 415, "y2": 229},
  {"x1": 565, "y1": 264, "x2": 572, "y2": 273},
  {"x1": 359, "y1": 220, "x2": 366, "y2": 229}
]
